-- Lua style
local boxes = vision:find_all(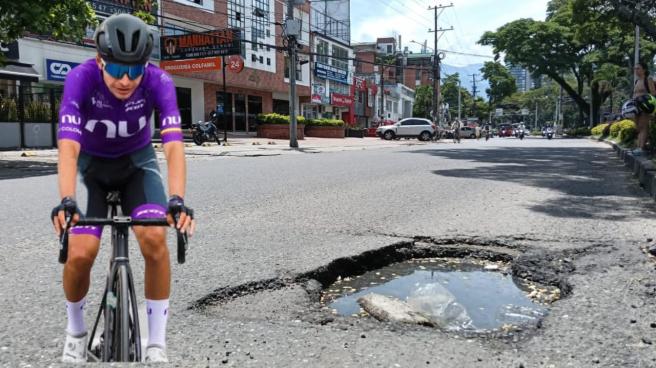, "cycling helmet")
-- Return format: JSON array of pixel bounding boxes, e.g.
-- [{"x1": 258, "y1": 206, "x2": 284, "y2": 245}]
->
[
  {"x1": 622, "y1": 99, "x2": 639, "y2": 119},
  {"x1": 635, "y1": 94, "x2": 656, "y2": 114},
  {"x1": 94, "y1": 14, "x2": 153, "y2": 65}
]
